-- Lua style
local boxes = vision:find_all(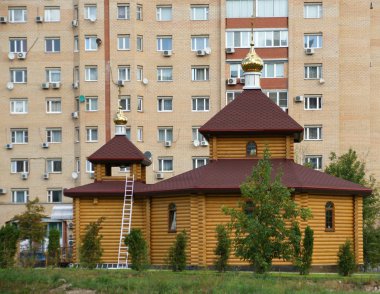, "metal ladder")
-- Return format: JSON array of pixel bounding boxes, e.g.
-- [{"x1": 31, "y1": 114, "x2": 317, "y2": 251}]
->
[{"x1": 117, "y1": 174, "x2": 134, "y2": 269}]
